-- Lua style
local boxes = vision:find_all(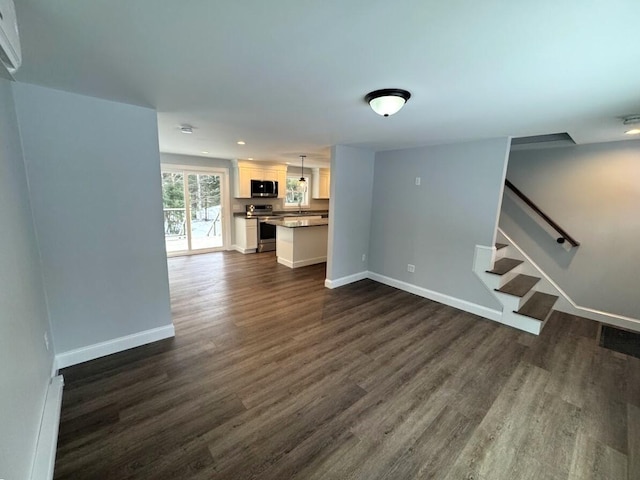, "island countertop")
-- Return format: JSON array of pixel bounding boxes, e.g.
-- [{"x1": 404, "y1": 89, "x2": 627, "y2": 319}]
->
[{"x1": 265, "y1": 218, "x2": 329, "y2": 228}]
